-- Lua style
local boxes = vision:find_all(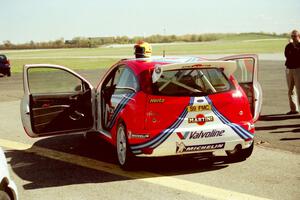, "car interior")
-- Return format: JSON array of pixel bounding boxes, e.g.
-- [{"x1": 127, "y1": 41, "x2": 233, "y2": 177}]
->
[
  {"x1": 27, "y1": 68, "x2": 94, "y2": 135},
  {"x1": 29, "y1": 82, "x2": 93, "y2": 134}
]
